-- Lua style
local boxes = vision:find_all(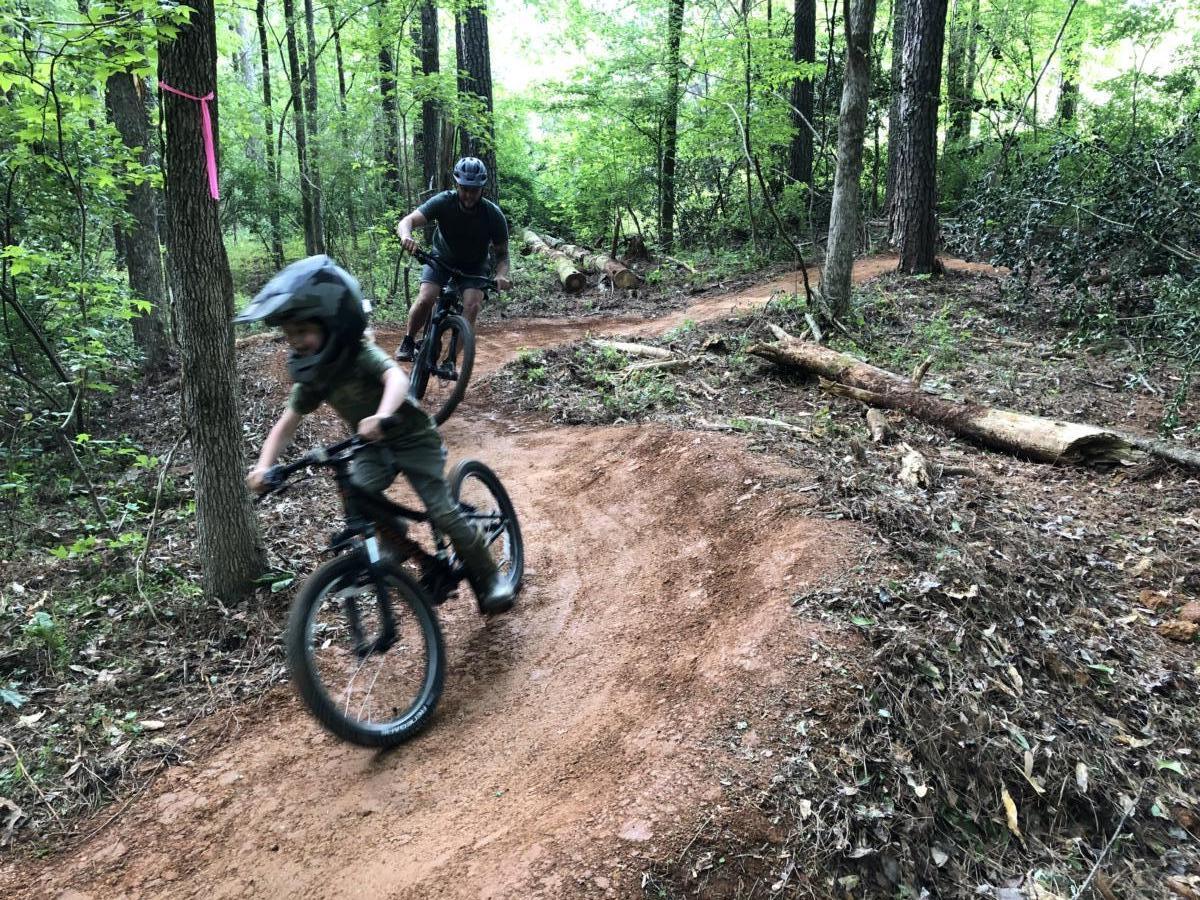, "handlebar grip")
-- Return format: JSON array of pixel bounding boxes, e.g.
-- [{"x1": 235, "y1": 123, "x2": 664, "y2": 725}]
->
[{"x1": 262, "y1": 465, "x2": 285, "y2": 490}]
